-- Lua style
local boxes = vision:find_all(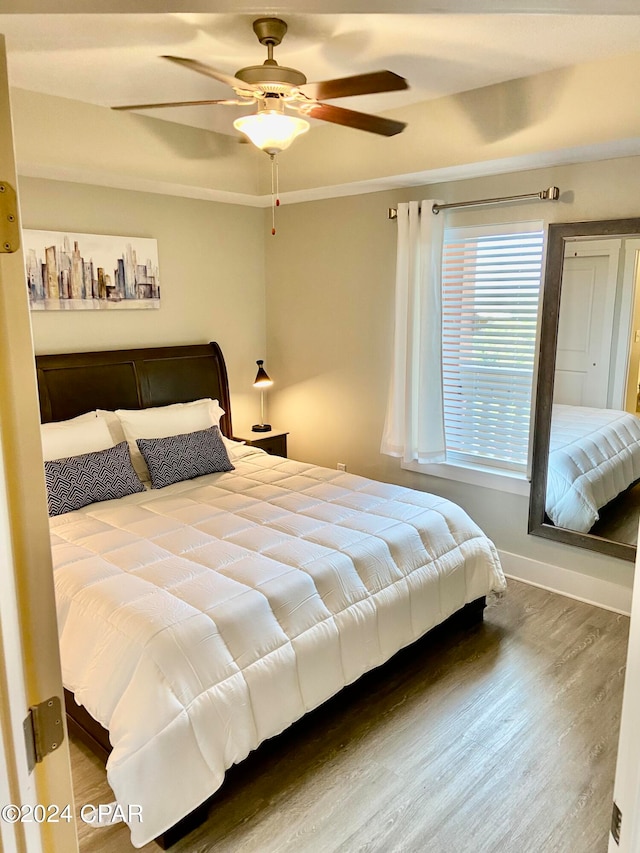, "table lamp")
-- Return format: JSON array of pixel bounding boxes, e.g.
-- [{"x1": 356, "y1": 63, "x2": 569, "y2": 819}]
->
[{"x1": 252, "y1": 359, "x2": 273, "y2": 432}]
